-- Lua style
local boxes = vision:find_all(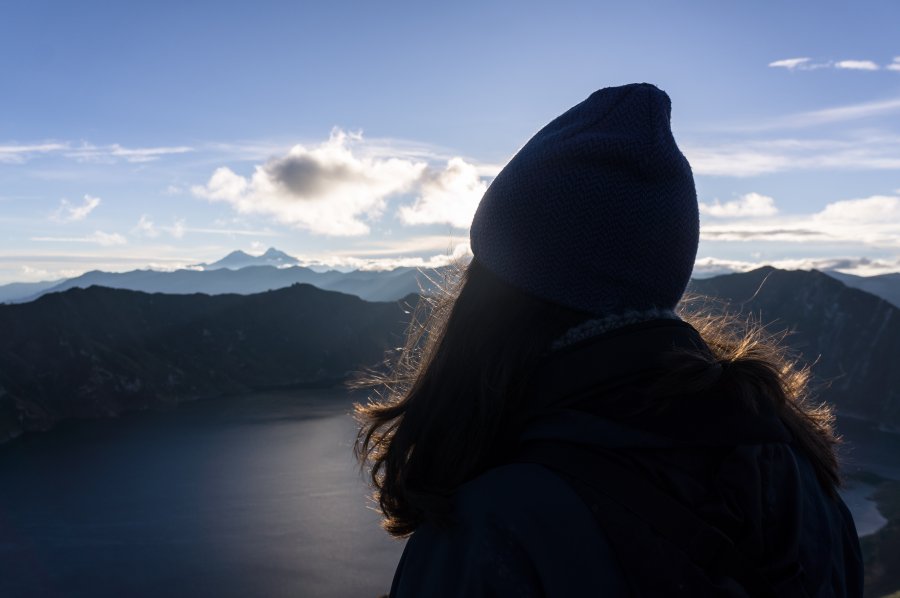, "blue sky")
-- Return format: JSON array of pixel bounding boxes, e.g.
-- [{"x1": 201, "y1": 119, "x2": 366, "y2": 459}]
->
[{"x1": 2, "y1": 0, "x2": 900, "y2": 283}]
